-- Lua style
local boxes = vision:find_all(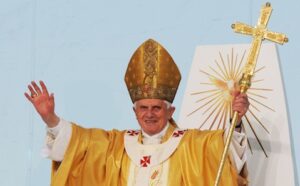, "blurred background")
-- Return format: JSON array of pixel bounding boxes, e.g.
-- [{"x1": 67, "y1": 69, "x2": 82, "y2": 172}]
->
[{"x1": 0, "y1": 0, "x2": 298, "y2": 185}]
